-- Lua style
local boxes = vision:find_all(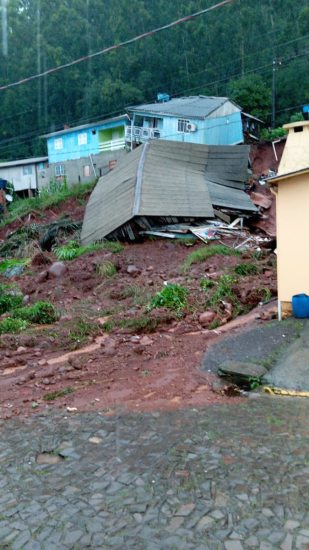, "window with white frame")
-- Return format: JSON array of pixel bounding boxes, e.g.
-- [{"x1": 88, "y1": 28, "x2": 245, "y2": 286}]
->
[
  {"x1": 78, "y1": 132, "x2": 88, "y2": 145},
  {"x1": 55, "y1": 164, "x2": 65, "y2": 176},
  {"x1": 22, "y1": 165, "x2": 33, "y2": 175},
  {"x1": 54, "y1": 138, "x2": 63, "y2": 150},
  {"x1": 177, "y1": 119, "x2": 190, "y2": 133}
]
